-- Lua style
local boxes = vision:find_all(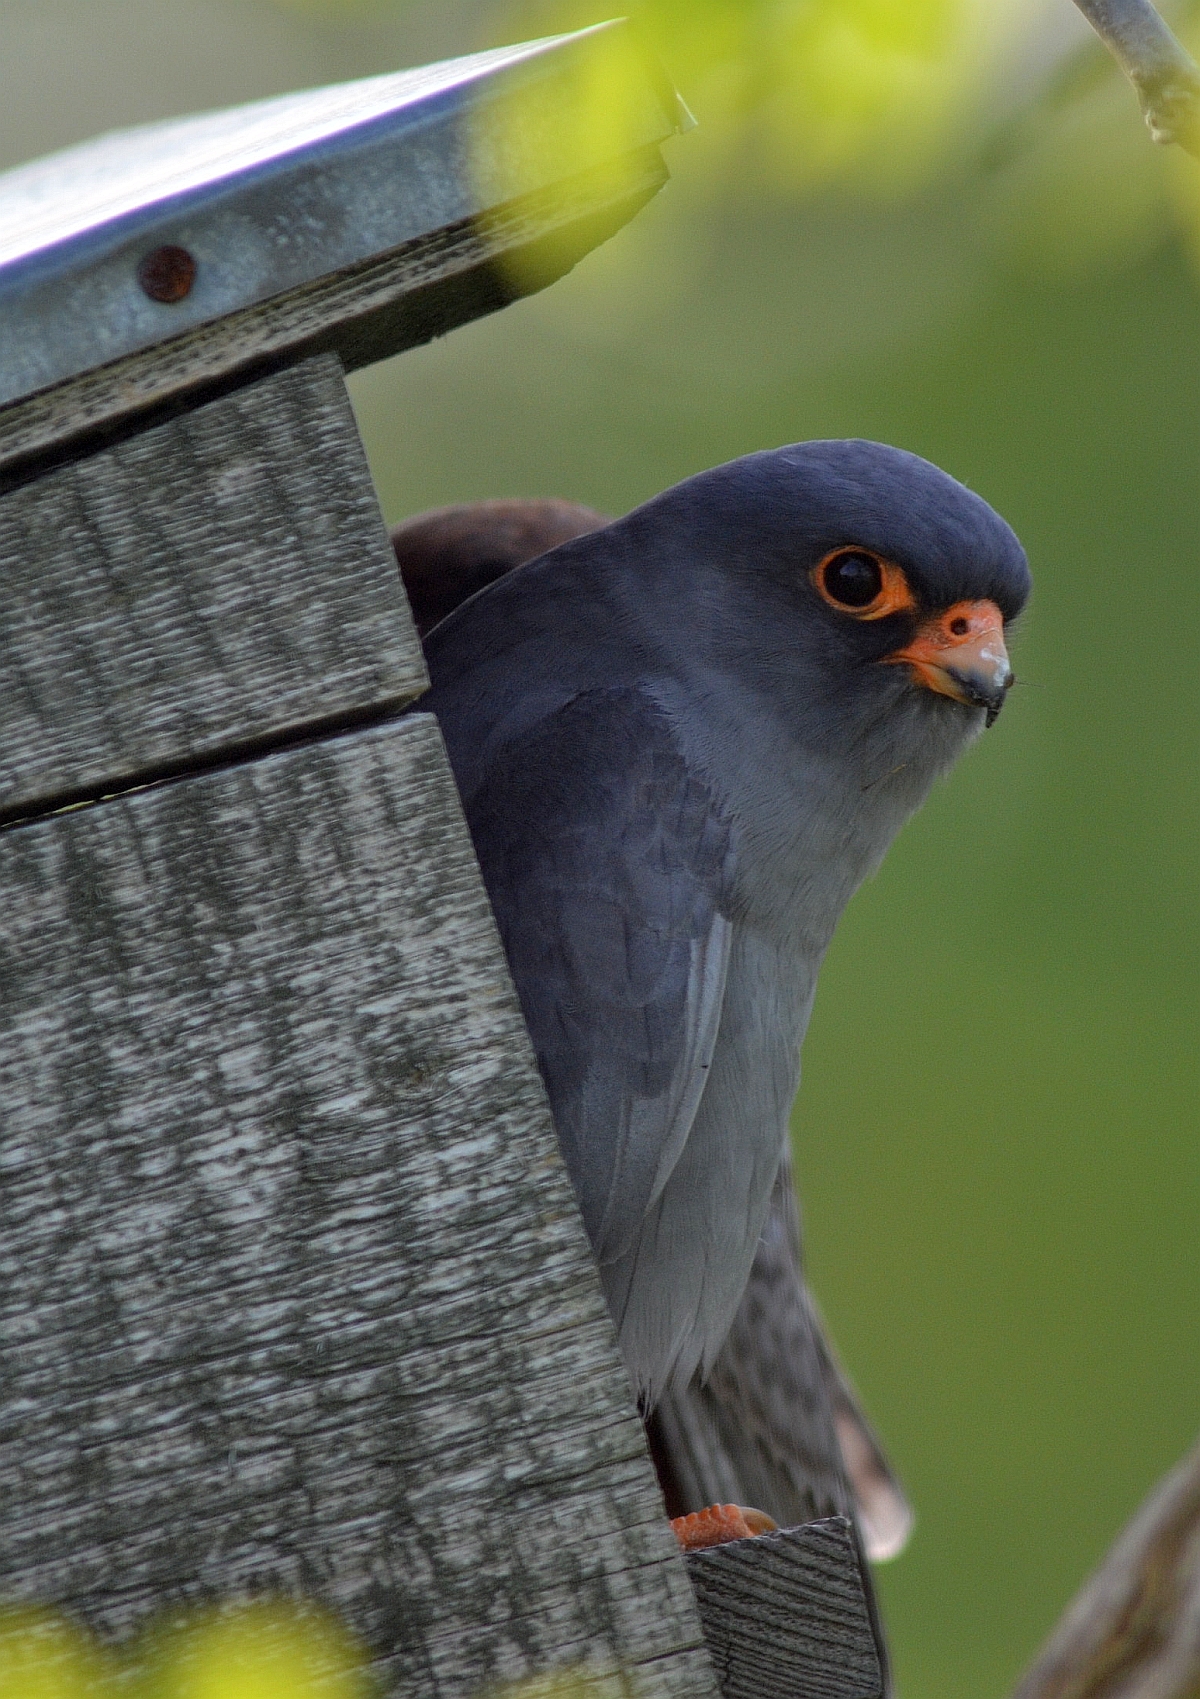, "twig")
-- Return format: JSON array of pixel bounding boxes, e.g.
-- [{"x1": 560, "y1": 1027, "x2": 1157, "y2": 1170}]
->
[
  {"x1": 1072, "y1": 0, "x2": 1200, "y2": 154},
  {"x1": 1012, "y1": 1434, "x2": 1200, "y2": 1699}
]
